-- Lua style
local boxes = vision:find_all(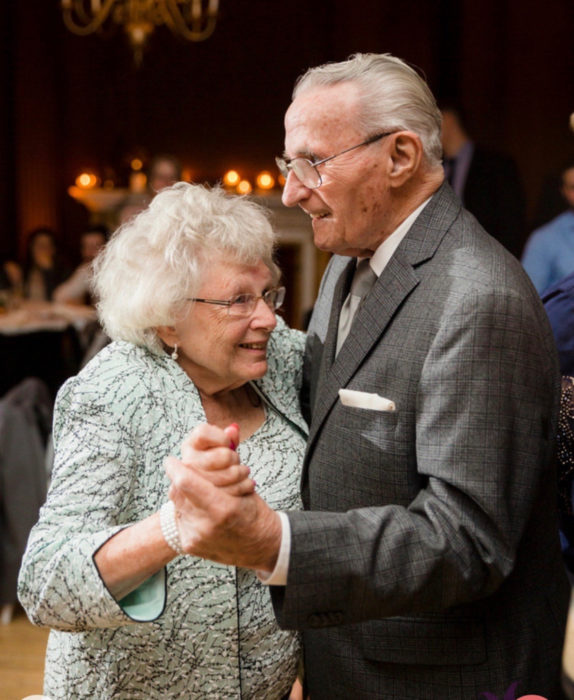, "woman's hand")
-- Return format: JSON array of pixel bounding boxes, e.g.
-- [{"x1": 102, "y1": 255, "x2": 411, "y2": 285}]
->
[{"x1": 178, "y1": 423, "x2": 255, "y2": 496}]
